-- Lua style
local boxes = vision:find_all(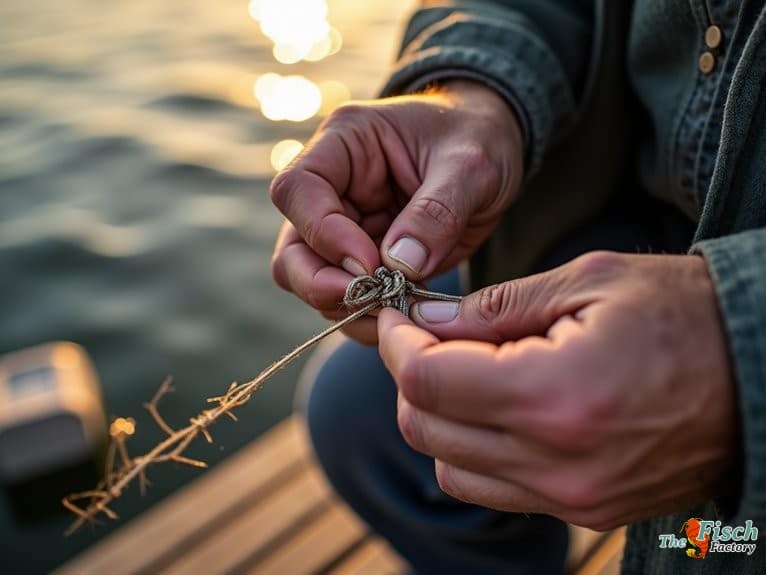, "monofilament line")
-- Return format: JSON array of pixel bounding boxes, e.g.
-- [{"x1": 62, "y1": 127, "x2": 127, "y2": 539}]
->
[{"x1": 62, "y1": 267, "x2": 461, "y2": 534}]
